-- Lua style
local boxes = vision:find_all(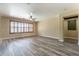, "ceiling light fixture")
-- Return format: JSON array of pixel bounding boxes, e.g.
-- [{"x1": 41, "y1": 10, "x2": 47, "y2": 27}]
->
[{"x1": 29, "y1": 13, "x2": 36, "y2": 21}]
